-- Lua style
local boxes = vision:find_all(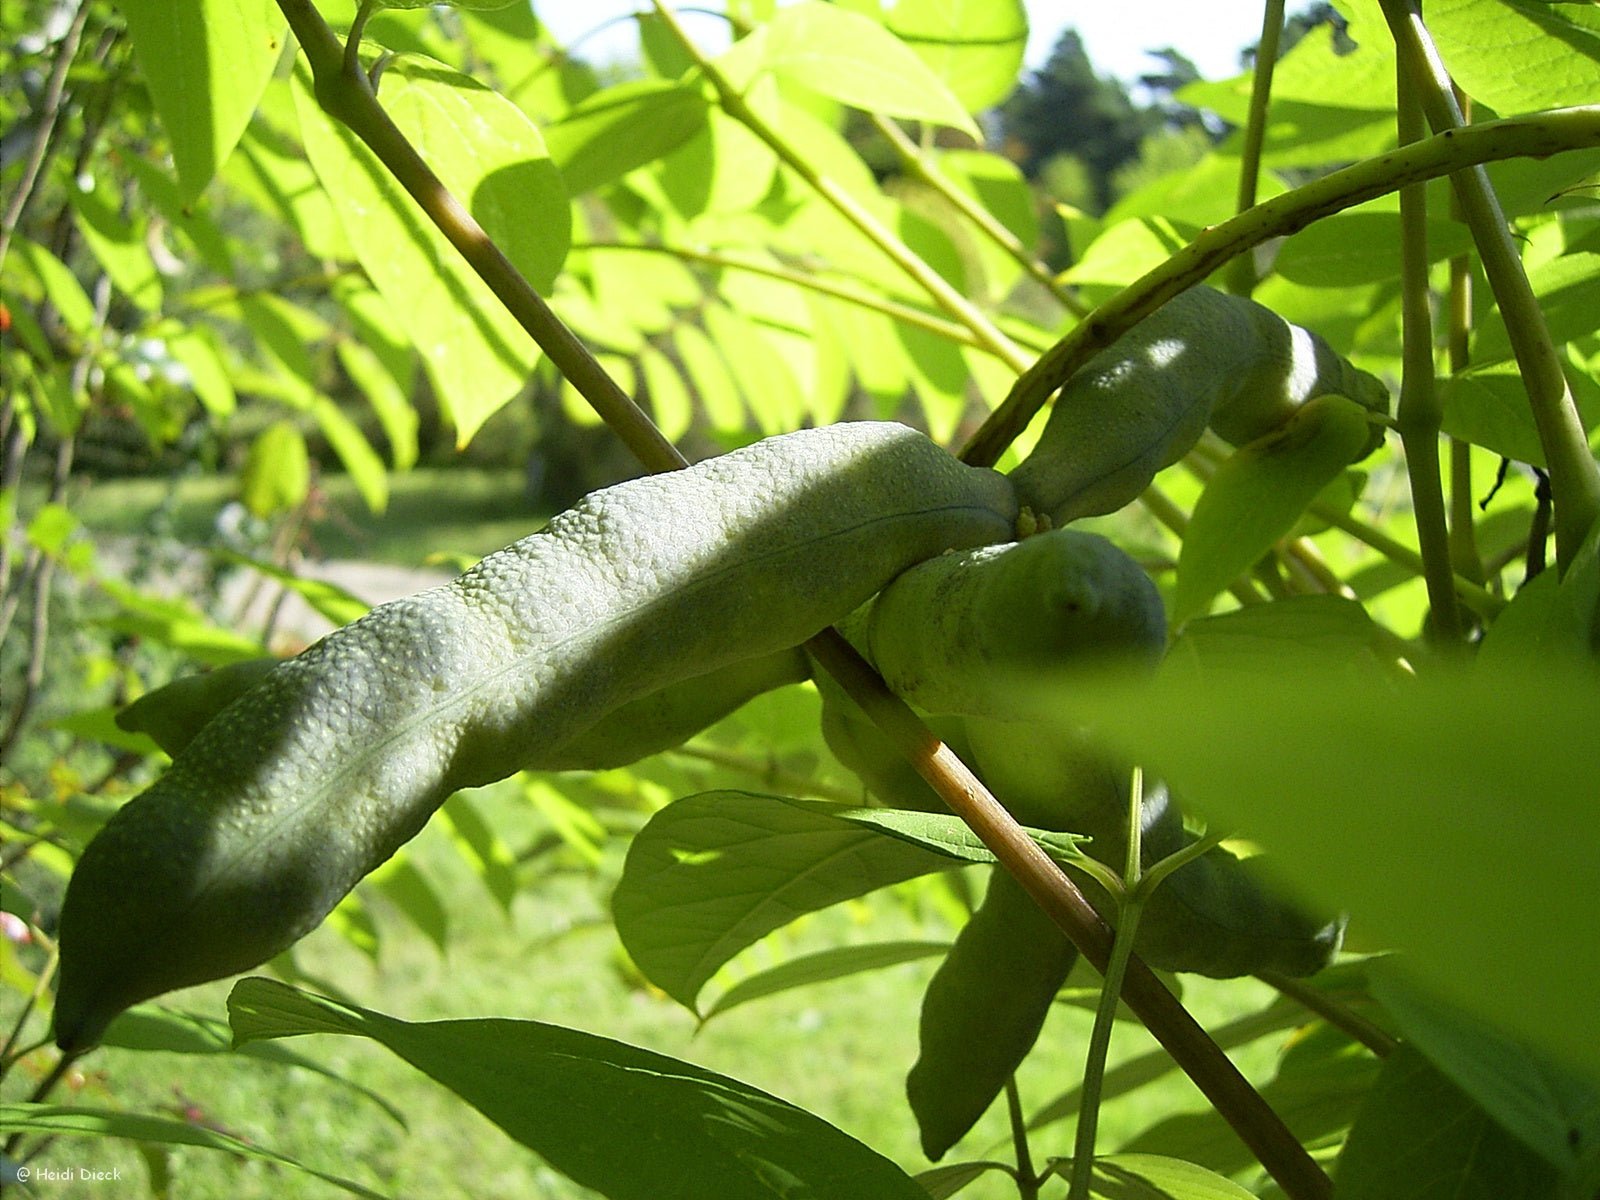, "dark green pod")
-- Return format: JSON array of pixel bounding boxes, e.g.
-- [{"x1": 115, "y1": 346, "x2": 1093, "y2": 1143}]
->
[
  {"x1": 906, "y1": 868, "x2": 1079, "y2": 1160},
  {"x1": 967, "y1": 720, "x2": 1342, "y2": 979},
  {"x1": 859, "y1": 529, "x2": 1166, "y2": 725},
  {"x1": 1010, "y1": 287, "x2": 1387, "y2": 526},
  {"x1": 1129, "y1": 786, "x2": 1345, "y2": 979}
]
